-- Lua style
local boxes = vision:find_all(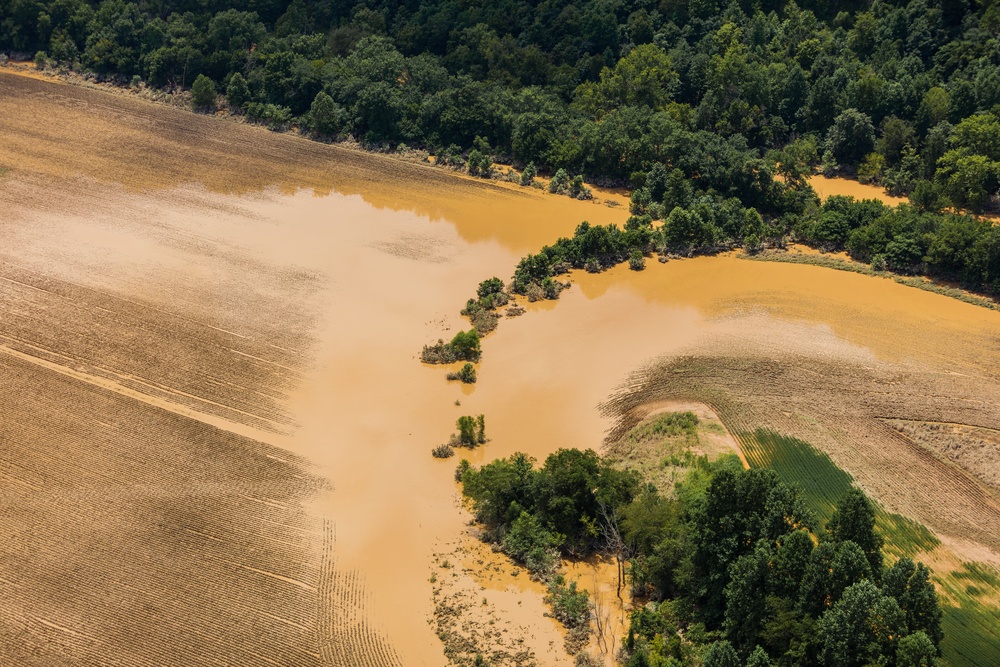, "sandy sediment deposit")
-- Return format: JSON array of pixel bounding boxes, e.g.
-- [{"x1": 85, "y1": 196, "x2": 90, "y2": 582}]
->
[{"x1": 3, "y1": 69, "x2": 1000, "y2": 667}]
